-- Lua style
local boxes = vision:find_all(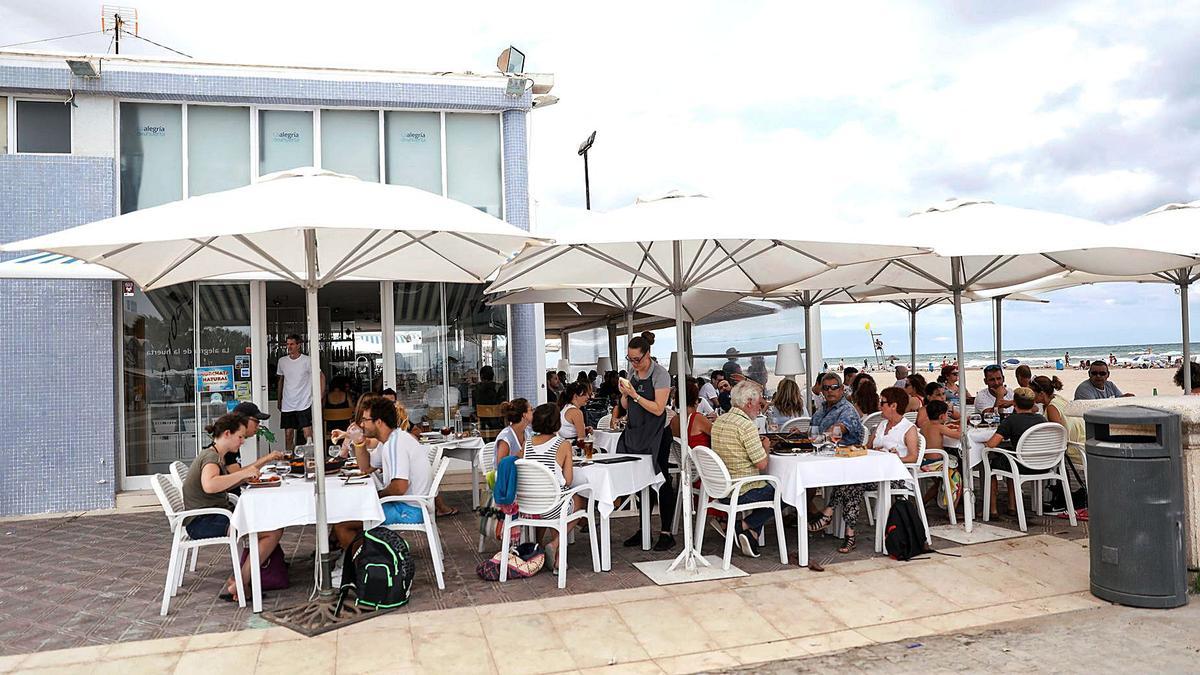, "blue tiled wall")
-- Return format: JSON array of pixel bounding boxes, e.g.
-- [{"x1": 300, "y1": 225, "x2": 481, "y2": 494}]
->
[
  {"x1": 0, "y1": 64, "x2": 532, "y2": 112},
  {"x1": 0, "y1": 156, "x2": 116, "y2": 515},
  {"x1": 501, "y1": 111, "x2": 539, "y2": 402}
]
